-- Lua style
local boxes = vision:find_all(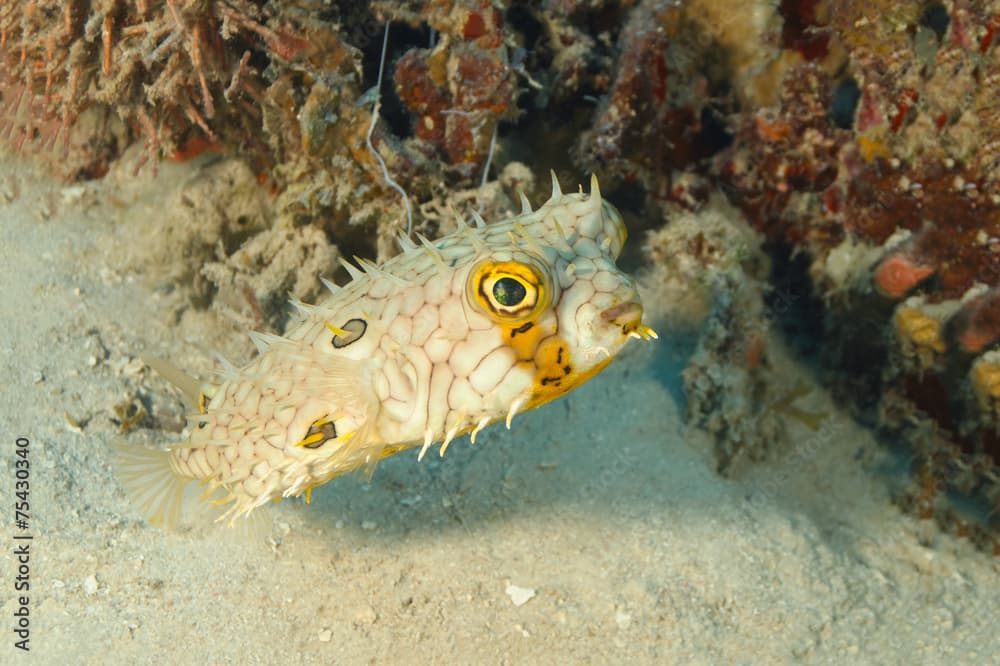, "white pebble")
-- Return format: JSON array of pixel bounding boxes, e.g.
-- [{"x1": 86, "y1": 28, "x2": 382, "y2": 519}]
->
[
  {"x1": 83, "y1": 575, "x2": 98, "y2": 596},
  {"x1": 317, "y1": 628, "x2": 332, "y2": 642},
  {"x1": 505, "y1": 584, "x2": 536, "y2": 607}
]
